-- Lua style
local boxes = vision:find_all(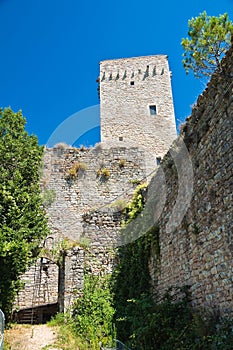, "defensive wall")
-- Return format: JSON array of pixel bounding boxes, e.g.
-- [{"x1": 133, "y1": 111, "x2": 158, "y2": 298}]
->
[
  {"x1": 15, "y1": 47, "x2": 233, "y2": 318},
  {"x1": 149, "y1": 46, "x2": 233, "y2": 313},
  {"x1": 15, "y1": 143, "x2": 157, "y2": 313}
]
